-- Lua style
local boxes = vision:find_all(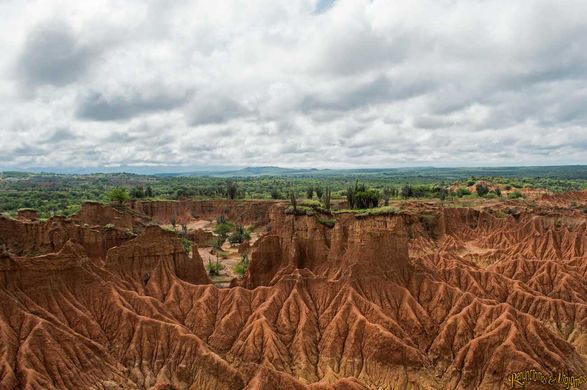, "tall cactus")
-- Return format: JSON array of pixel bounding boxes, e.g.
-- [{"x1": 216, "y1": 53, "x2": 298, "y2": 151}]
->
[
  {"x1": 289, "y1": 190, "x2": 297, "y2": 213},
  {"x1": 323, "y1": 186, "x2": 331, "y2": 210}
]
